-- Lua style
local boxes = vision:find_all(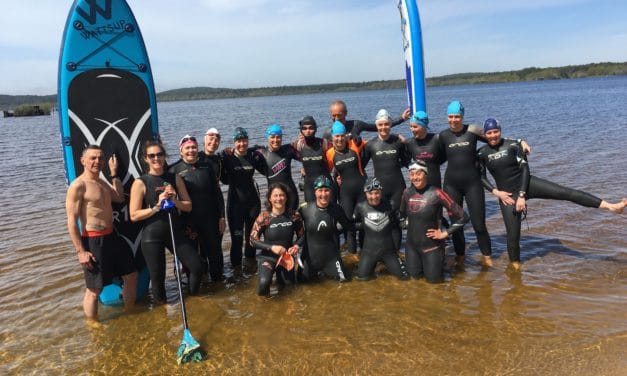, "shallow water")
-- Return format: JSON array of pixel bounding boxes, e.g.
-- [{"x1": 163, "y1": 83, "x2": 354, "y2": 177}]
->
[{"x1": 1, "y1": 77, "x2": 626, "y2": 375}]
